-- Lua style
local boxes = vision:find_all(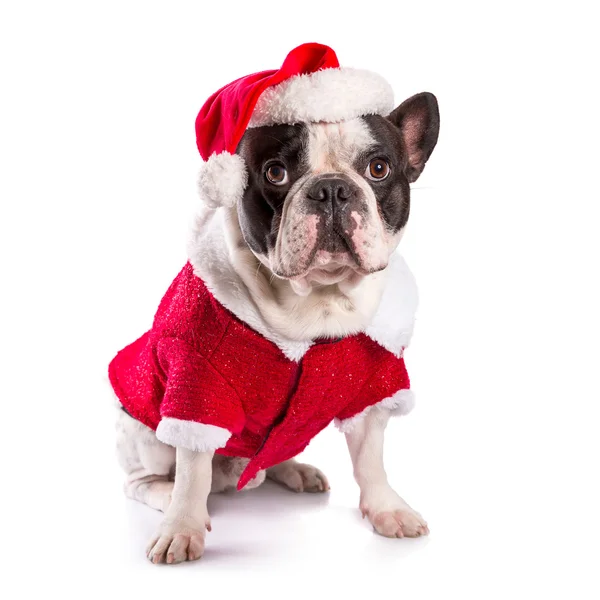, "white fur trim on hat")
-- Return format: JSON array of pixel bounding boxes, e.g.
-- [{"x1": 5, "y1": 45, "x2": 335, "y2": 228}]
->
[
  {"x1": 334, "y1": 389, "x2": 415, "y2": 434},
  {"x1": 156, "y1": 418, "x2": 232, "y2": 452},
  {"x1": 248, "y1": 67, "x2": 394, "y2": 128},
  {"x1": 198, "y1": 152, "x2": 248, "y2": 209}
]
